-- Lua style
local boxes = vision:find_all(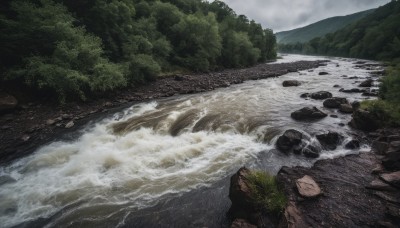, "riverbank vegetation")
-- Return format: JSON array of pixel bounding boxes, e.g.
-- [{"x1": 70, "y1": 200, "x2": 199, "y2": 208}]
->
[
  {"x1": 0, "y1": 0, "x2": 276, "y2": 103},
  {"x1": 247, "y1": 171, "x2": 287, "y2": 215}
]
